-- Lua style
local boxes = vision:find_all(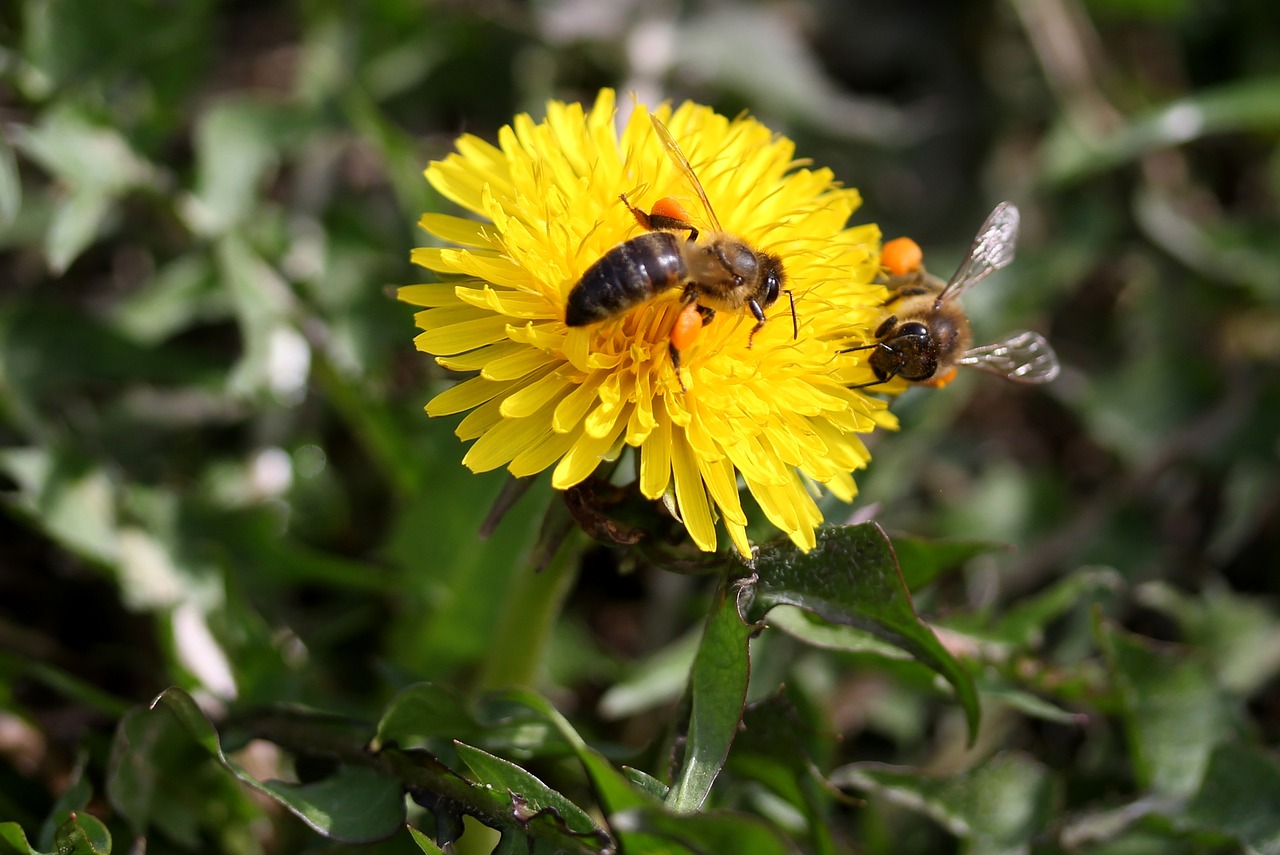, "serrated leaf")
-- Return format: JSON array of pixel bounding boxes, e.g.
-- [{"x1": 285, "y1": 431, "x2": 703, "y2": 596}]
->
[
  {"x1": 1098, "y1": 620, "x2": 1240, "y2": 797},
  {"x1": 737, "y1": 524, "x2": 980, "y2": 742},
  {"x1": 666, "y1": 580, "x2": 753, "y2": 813},
  {"x1": 498, "y1": 690, "x2": 658, "y2": 816},
  {"x1": 453, "y1": 742, "x2": 601, "y2": 838},
  {"x1": 833, "y1": 752, "x2": 1056, "y2": 855}
]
